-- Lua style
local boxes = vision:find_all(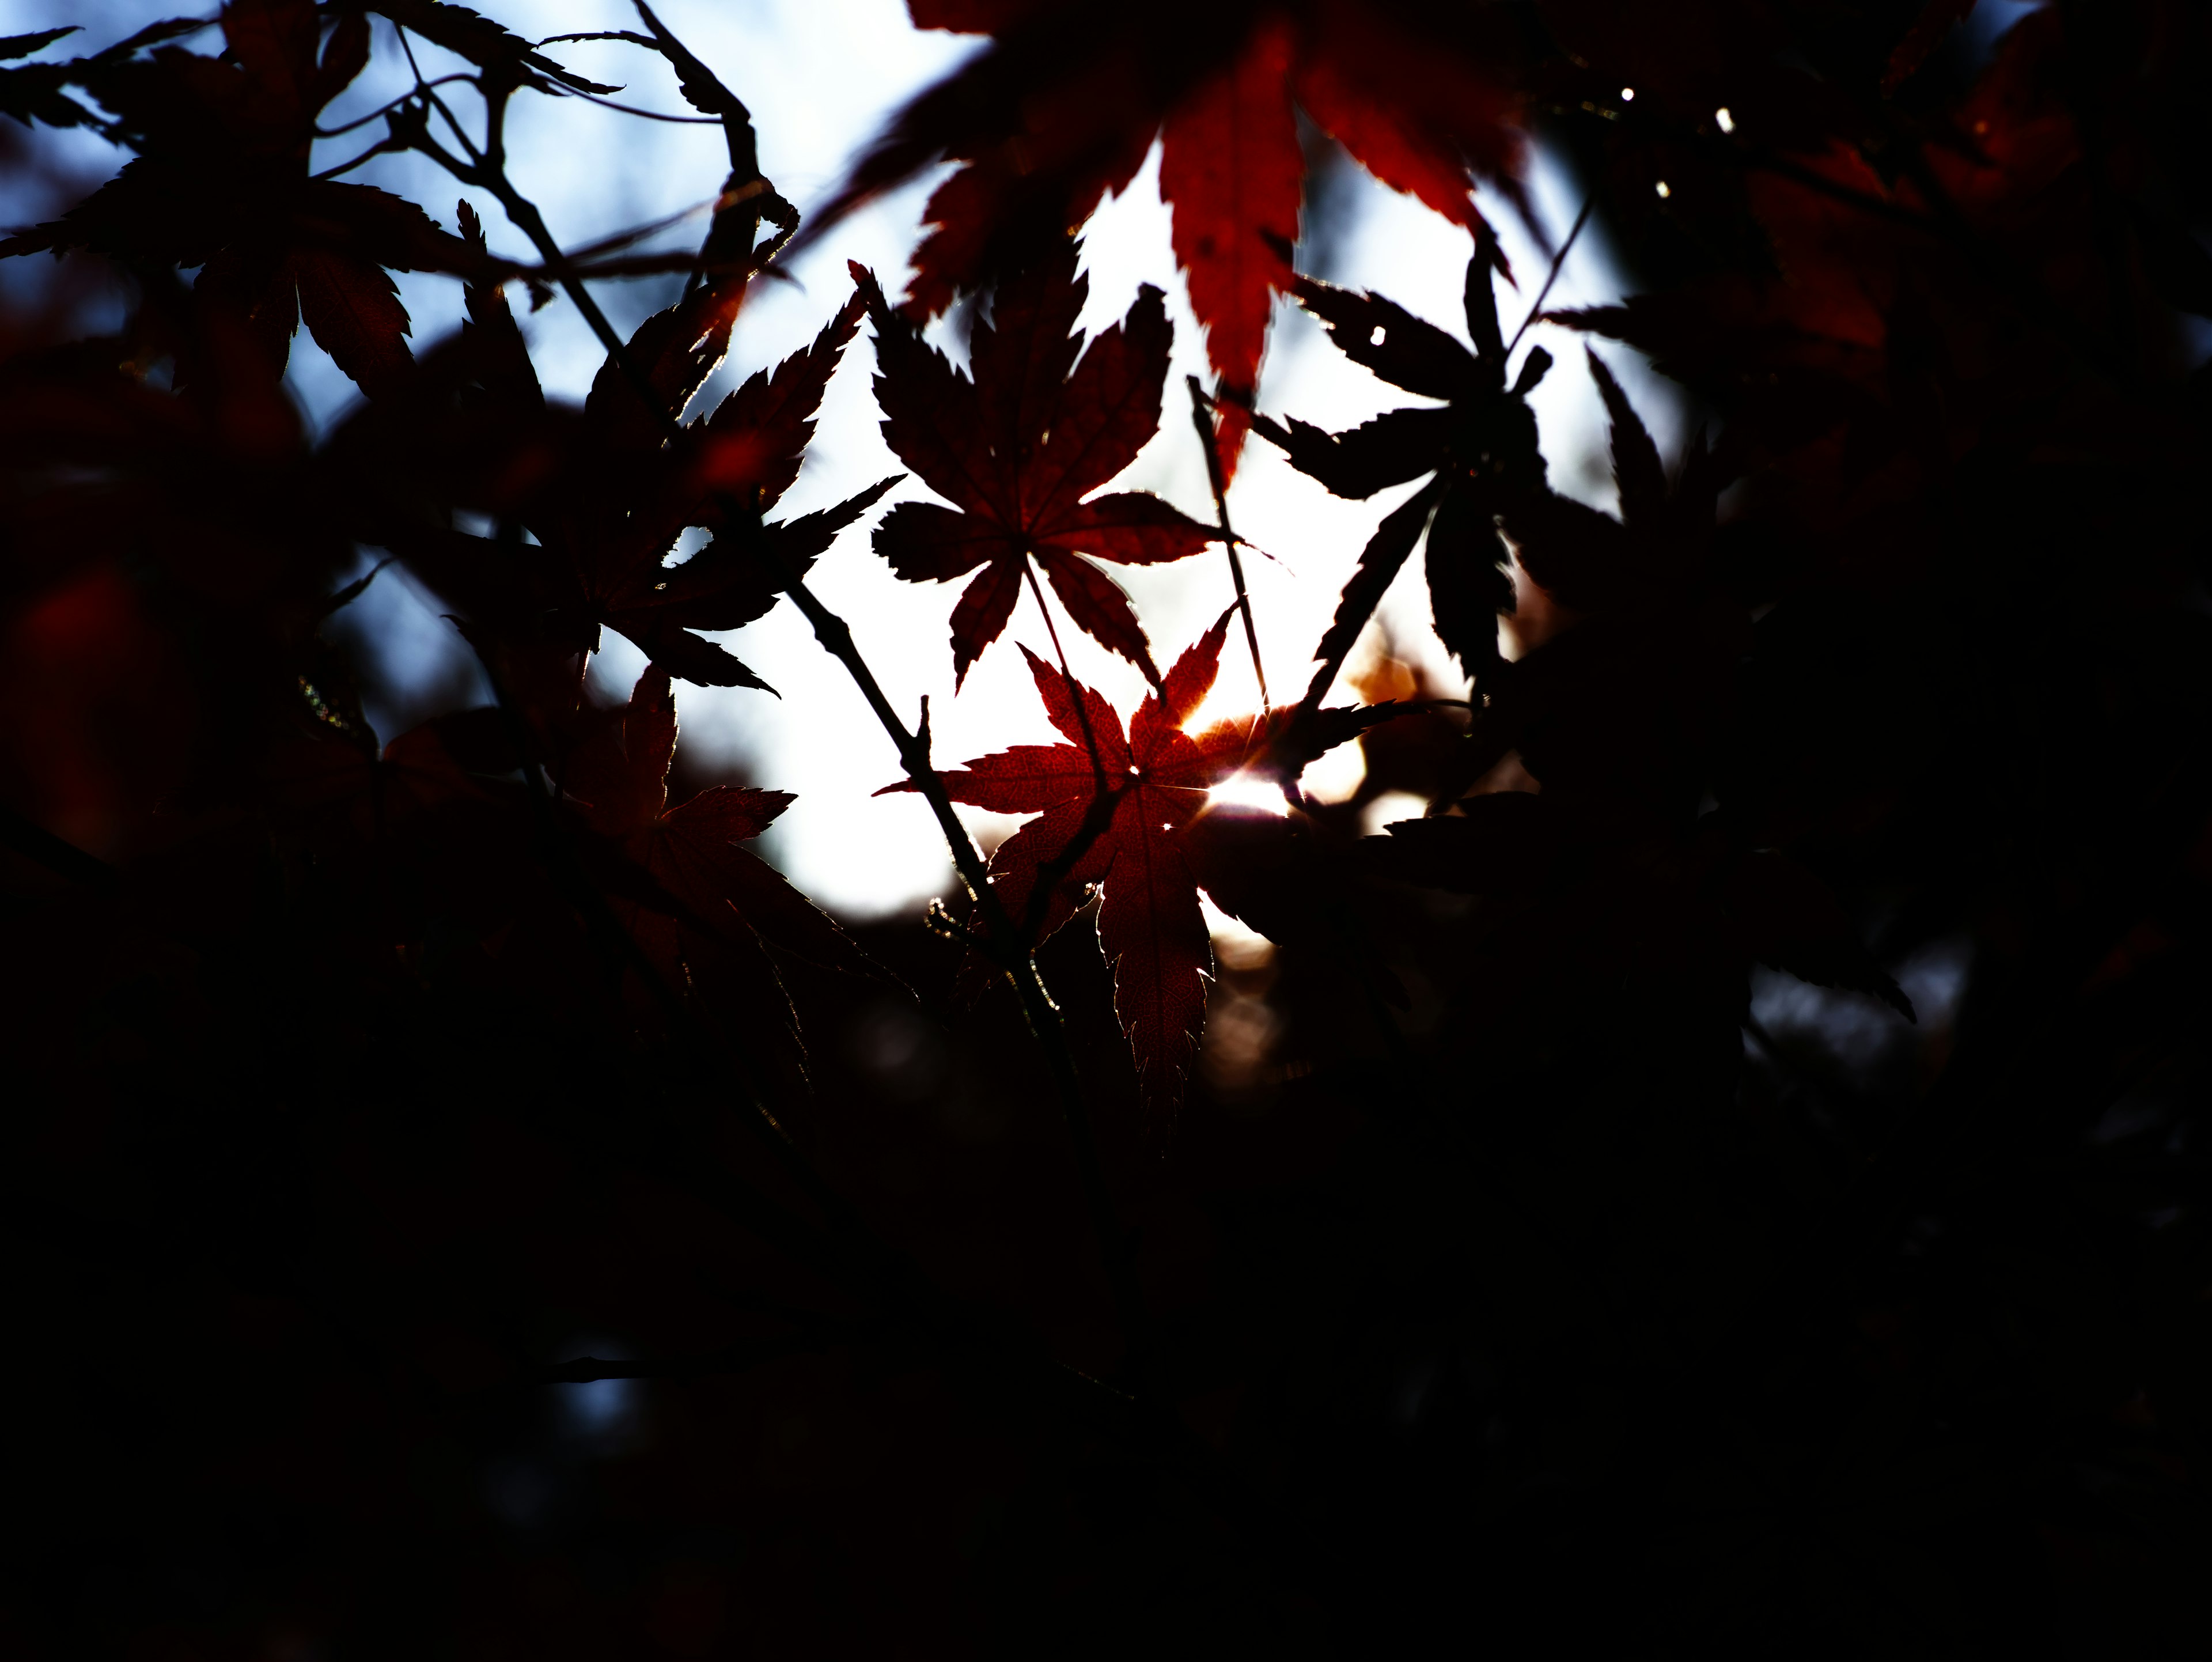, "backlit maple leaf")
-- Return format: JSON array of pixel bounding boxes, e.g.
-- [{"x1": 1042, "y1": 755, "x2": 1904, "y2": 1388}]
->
[
  {"x1": 883, "y1": 611, "x2": 1370, "y2": 1121},
  {"x1": 804, "y1": 0, "x2": 1531, "y2": 474},
  {"x1": 855, "y1": 244, "x2": 1217, "y2": 687},
  {"x1": 551, "y1": 275, "x2": 899, "y2": 692}
]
